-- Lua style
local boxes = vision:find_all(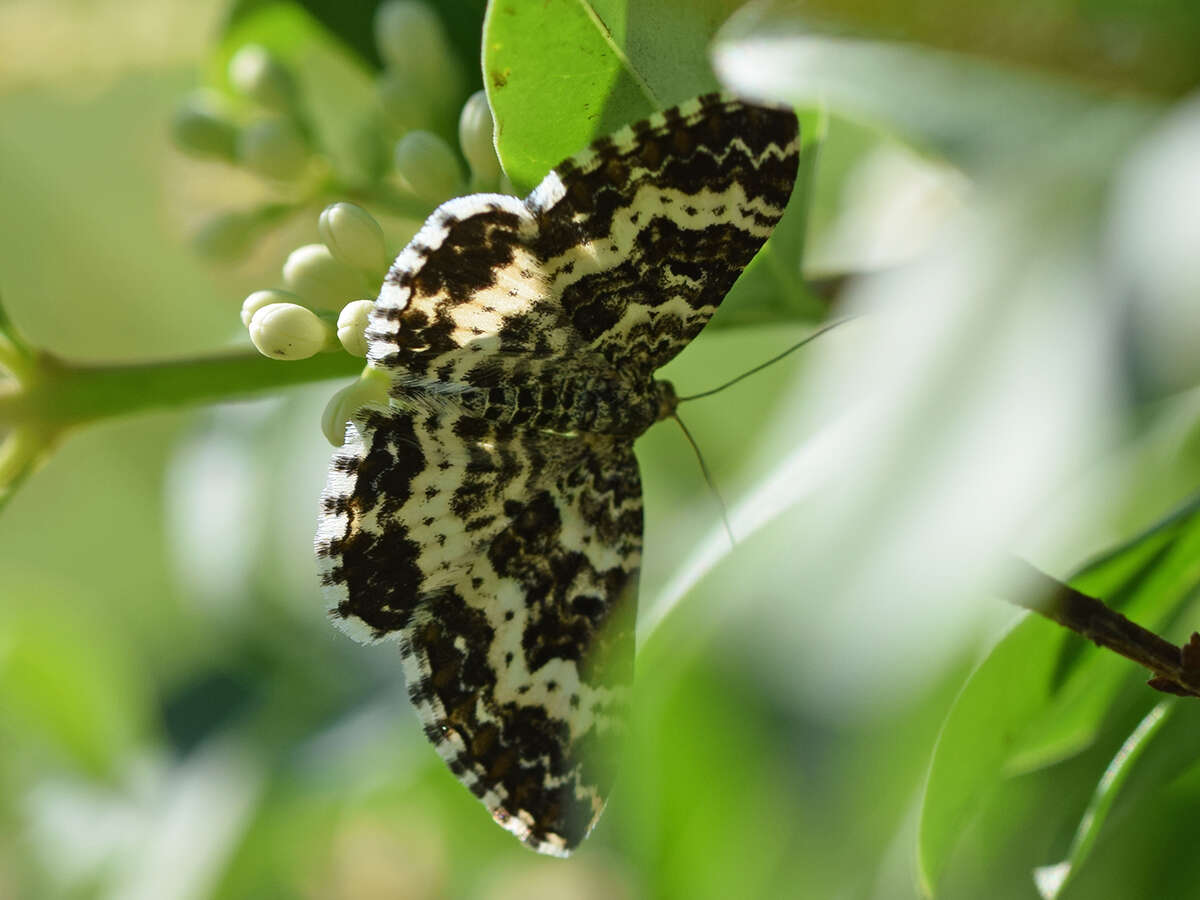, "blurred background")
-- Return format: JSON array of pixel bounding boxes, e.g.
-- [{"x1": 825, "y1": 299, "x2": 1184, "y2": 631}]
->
[{"x1": 3, "y1": 1, "x2": 1200, "y2": 898}]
